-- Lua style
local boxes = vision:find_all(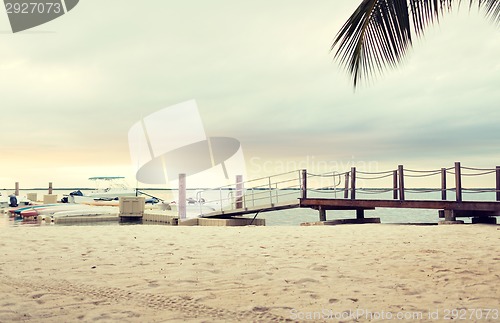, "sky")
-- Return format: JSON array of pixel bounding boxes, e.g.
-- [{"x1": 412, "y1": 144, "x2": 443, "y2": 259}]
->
[{"x1": 0, "y1": 0, "x2": 499, "y2": 190}]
